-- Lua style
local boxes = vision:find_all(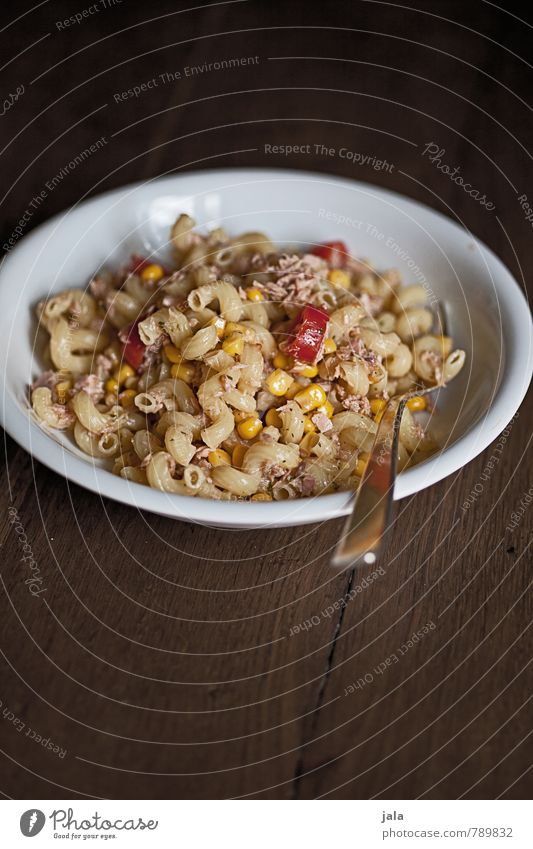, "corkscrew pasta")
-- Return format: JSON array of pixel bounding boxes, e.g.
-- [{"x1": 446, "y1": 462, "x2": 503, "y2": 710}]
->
[{"x1": 30, "y1": 217, "x2": 465, "y2": 501}]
